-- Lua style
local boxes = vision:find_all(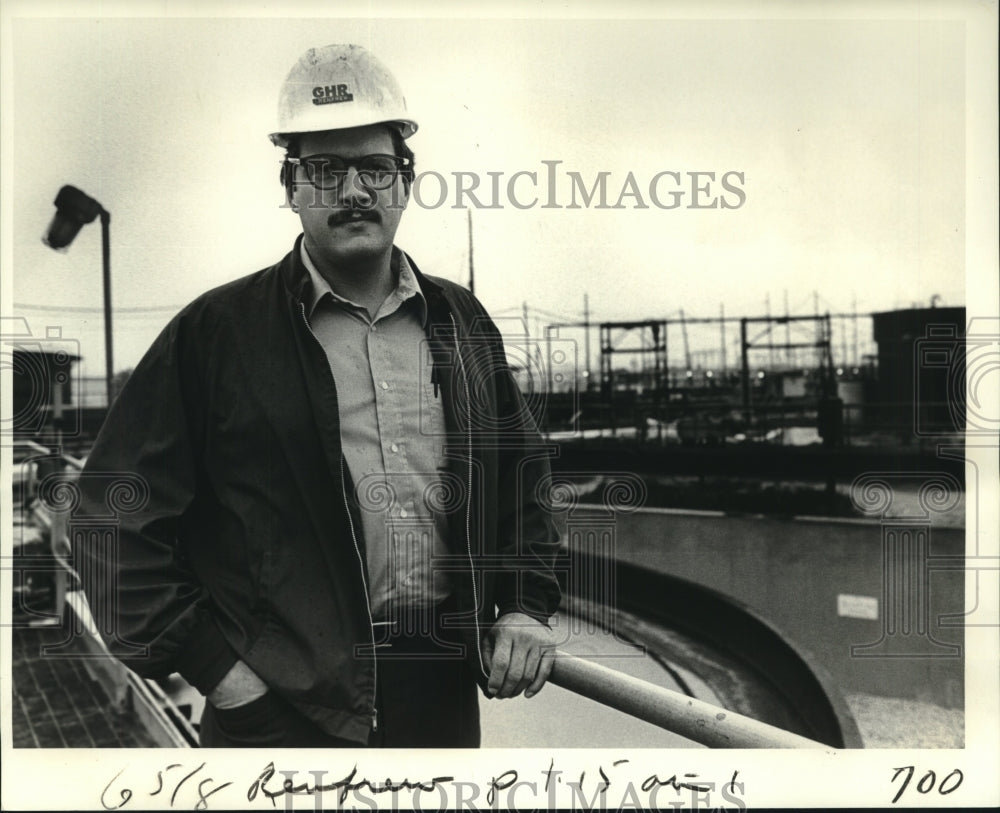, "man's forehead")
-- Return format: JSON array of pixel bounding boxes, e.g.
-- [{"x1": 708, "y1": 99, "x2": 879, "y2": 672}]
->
[{"x1": 298, "y1": 125, "x2": 396, "y2": 154}]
